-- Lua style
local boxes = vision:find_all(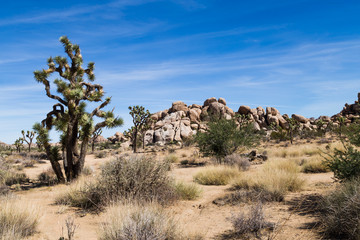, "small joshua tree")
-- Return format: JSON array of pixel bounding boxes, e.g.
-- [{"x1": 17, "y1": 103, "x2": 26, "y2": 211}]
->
[
  {"x1": 128, "y1": 106, "x2": 151, "y2": 153},
  {"x1": 14, "y1": 138, "x2": 23, "y2": 153},
  {"x1": 33, "y1": 36, "x2": 123, "y2": 182},
  {"x1": 21, "y1": 130, "x2": 35, "y2": 152},
  {"x1": 286, "y1": 117, "x2": 300, "y2": 144},
  {"x1": 91, "y1": 128, "x2": 102, "y2": 153}
]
